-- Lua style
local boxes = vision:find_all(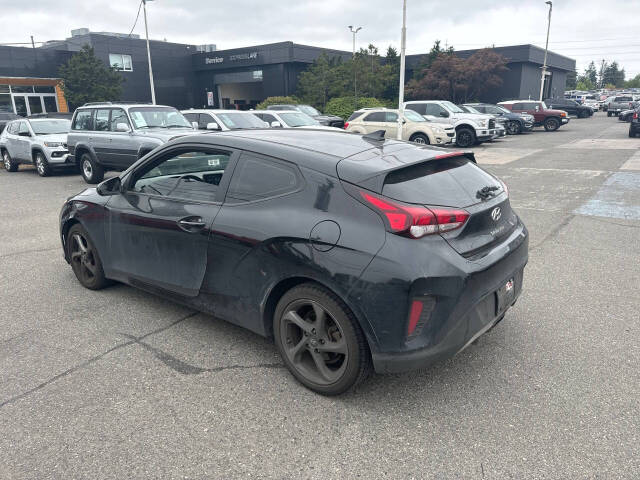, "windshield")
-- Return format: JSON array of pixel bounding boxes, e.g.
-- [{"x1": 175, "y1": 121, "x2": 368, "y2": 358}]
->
[
  {"x1": 128, "y1": 107, "x2": 191, "y2": 129},
  {"x1": 298, "y1": 105, "x2": 321, "y2": 116},
  {"x1": 216, "y1": 112, "x2": 268, "y2": 129},
  {"x1": 29, "y1": 119, "x2": 71, "y2": 135},
  {"x1": 404, "y1": 110, "x2": 425, "y2": 122},
  {"x1": 496, "y1": 106, "x2": 511, "y2": 114},
  {"x1": 280, "y1": 112, "x2": 319, "y2": 127},
  {"x1": 541, "y1": 102, "x2": 549, "y2": 109},
  {"x1": 441, "y1": 101, "x2": 464, "y2": 113},
  {"x1": 463, "y1": 105, "x2": 481, "y2": 114}
]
